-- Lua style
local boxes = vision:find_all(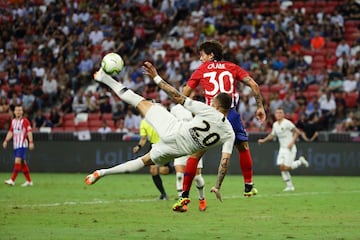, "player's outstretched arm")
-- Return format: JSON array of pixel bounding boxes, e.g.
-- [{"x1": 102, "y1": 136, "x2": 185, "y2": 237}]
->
[
  {"x1": 242, "y1": 76, "x2": 266, "y2": 123},
  {"x1": 143, "y1": 61, "x2": 186, "y2": 105},
  {"x1": 211, "y1": 153, "x2": 231, "y2": 202}
]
